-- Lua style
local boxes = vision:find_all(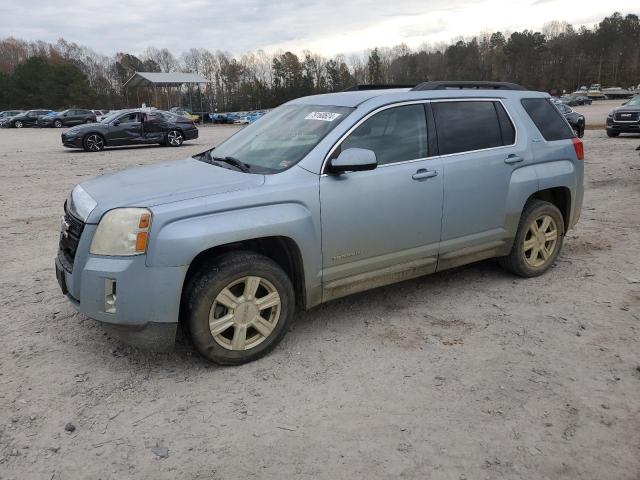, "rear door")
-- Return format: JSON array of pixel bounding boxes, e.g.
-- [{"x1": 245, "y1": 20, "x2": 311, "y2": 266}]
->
[
  {"x1": 320, "y1": 103, "x2": 444, "y2": 301},
  {"x1": 433, "y1": 99, "x2": 527, "y2": 270}
]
